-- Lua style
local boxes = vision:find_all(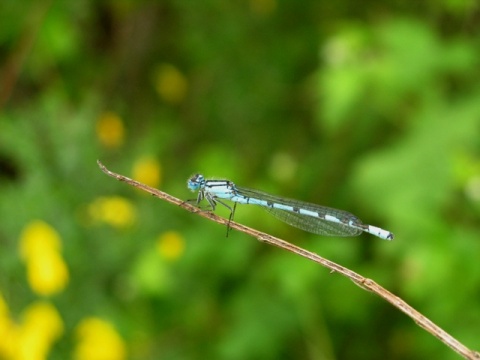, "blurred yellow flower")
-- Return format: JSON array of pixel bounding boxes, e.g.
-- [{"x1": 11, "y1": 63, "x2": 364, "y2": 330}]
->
[
  {"x1": 20, "y1": 220, "x2": 61, "y2": 260},
  {"x1": 88, "y1": 196, "x2": 136, "y2": 228},
  {"x1": 0, "y1": 293, "x2": 15, "y2": 358},
  {"x1": 96, "y1": 111, "x2": 125, "y2": 149},
  {"x1": 15, "y1": 301, "x2": 64, "y2": 360},
  {"x1": 19, "y1": 221, "x2": 69, "y2": 296},
  {"x1": 154, "y1": 63, "x2": 188, "y2": 104},
  {"x1": 132, "y1": 156, "x2": 161, "y2": 188},
  {"x1": 156, "y1": 231, "x2": 185, "y2": 261},
  {"x1": 0, "y1": 299, "x2": 63, "y2": 360},
  {"x1": 26, "y1": 250, "x2": 69, "y2": 296},
  {"x1": 74, "y1": 318, "x2": 126, "y2": 360}
]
